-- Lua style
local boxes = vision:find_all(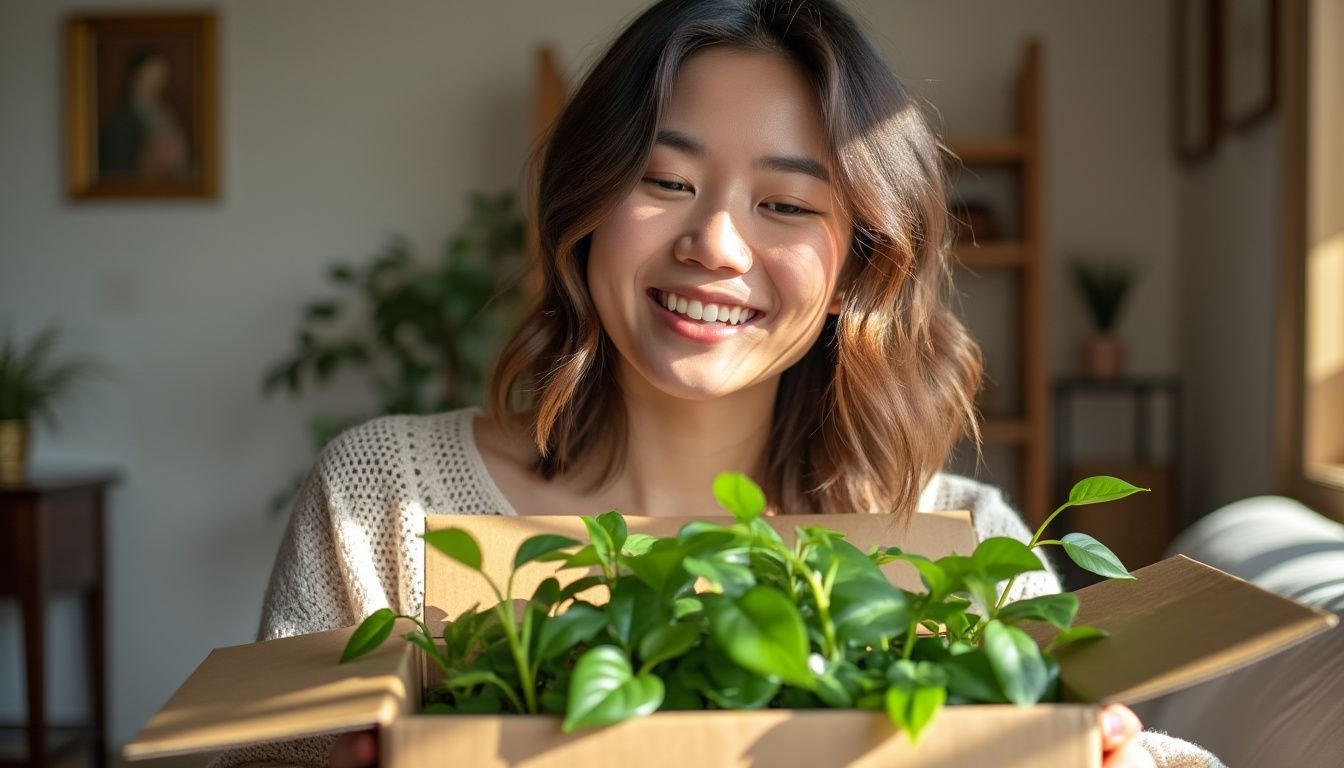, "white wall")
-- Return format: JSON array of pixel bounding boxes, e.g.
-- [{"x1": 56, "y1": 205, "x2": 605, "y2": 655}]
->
[
  {"x1": 0, "y1": 0, "x2": 1178, "y2": 748},
  {"x1": 1179, "y1": 125, "x2": 1281, "y2": 524}
]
